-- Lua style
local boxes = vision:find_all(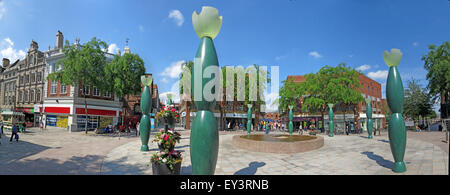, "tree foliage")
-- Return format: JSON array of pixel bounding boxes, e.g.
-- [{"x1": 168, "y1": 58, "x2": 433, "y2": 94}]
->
[
  {"x1": 404, "y1": 79, "x2": 434, "y2": 121},
  {"x1": 104, "y1": 53, "x2": 146, "y2": 98},
  {"x1": 422, "y1": 41, "x2": 450, "y2": 118}
]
